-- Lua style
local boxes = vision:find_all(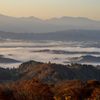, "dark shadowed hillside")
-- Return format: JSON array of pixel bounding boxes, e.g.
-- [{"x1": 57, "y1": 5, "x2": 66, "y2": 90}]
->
[
  {"x1": 15, "y1": 61, "x2": 100, "y2": 83},
  {"x1": 0, "y1": 61, "x2": 100, "y2": 83}
]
